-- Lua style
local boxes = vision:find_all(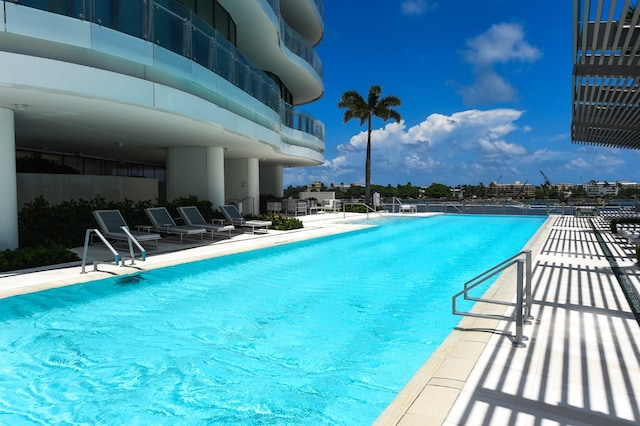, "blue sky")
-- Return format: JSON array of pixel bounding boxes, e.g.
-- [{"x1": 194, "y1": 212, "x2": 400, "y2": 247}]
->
[{"x1": 283, "y1": 0, "x2": 640, "y2": 188}]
